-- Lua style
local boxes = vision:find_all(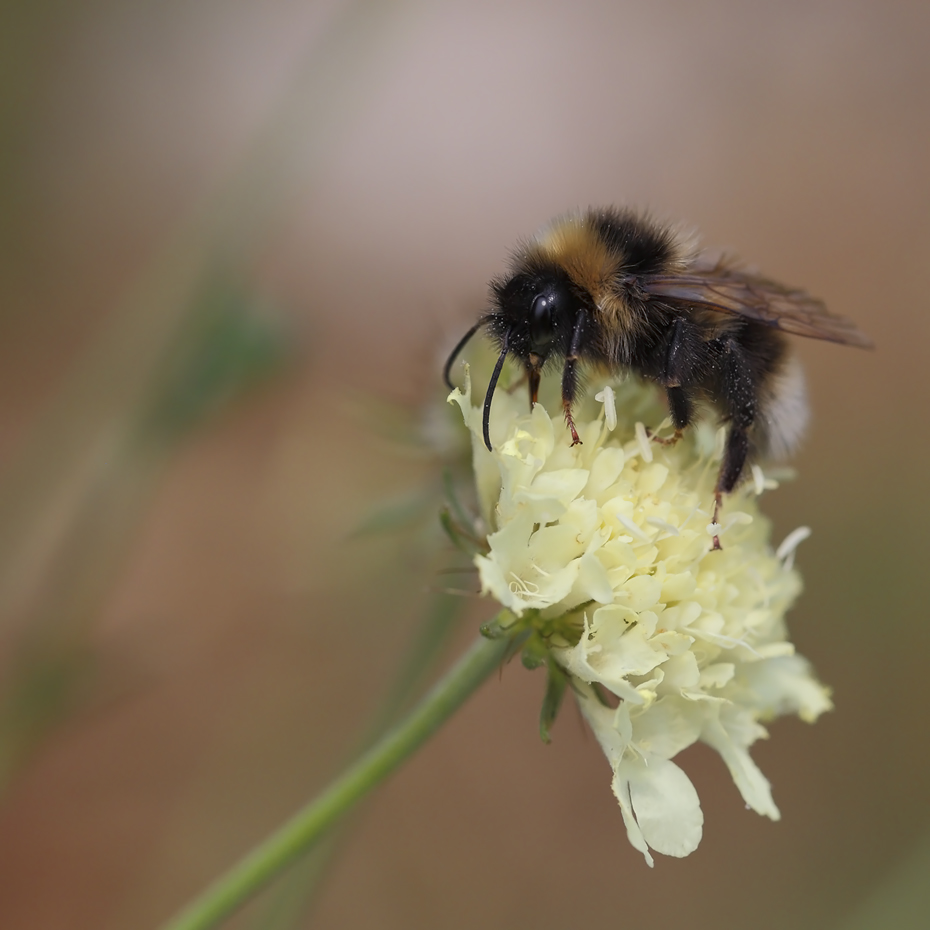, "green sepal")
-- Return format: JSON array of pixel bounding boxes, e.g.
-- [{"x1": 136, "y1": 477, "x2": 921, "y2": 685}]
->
[
  {"x1": 480, "y1": 610, "x2": 522, "y2": 640},
  {"x1": 520, "y1": 634, "x2": 548, "y2": 670},
  {"x1": 589, "y1": 681, "x2": 614, "y2": 707},
  {"x1": 539, "y1": 657, "x2": 568, "y2": 744}
]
